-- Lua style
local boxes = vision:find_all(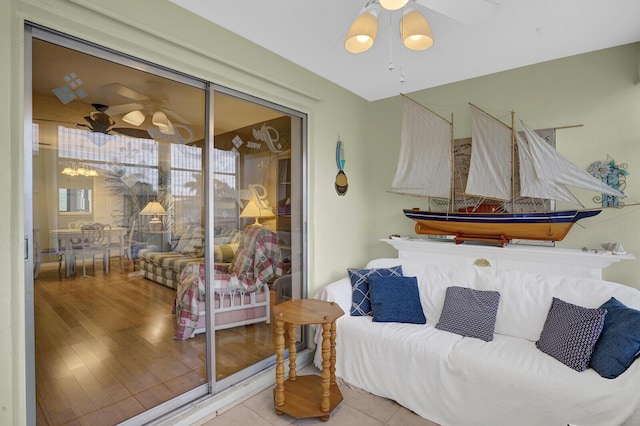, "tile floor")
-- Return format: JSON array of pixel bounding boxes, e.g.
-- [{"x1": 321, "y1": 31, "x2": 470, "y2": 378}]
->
[{"x1": 202, "y1": 365, "x2": 439, "y2": 426}]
